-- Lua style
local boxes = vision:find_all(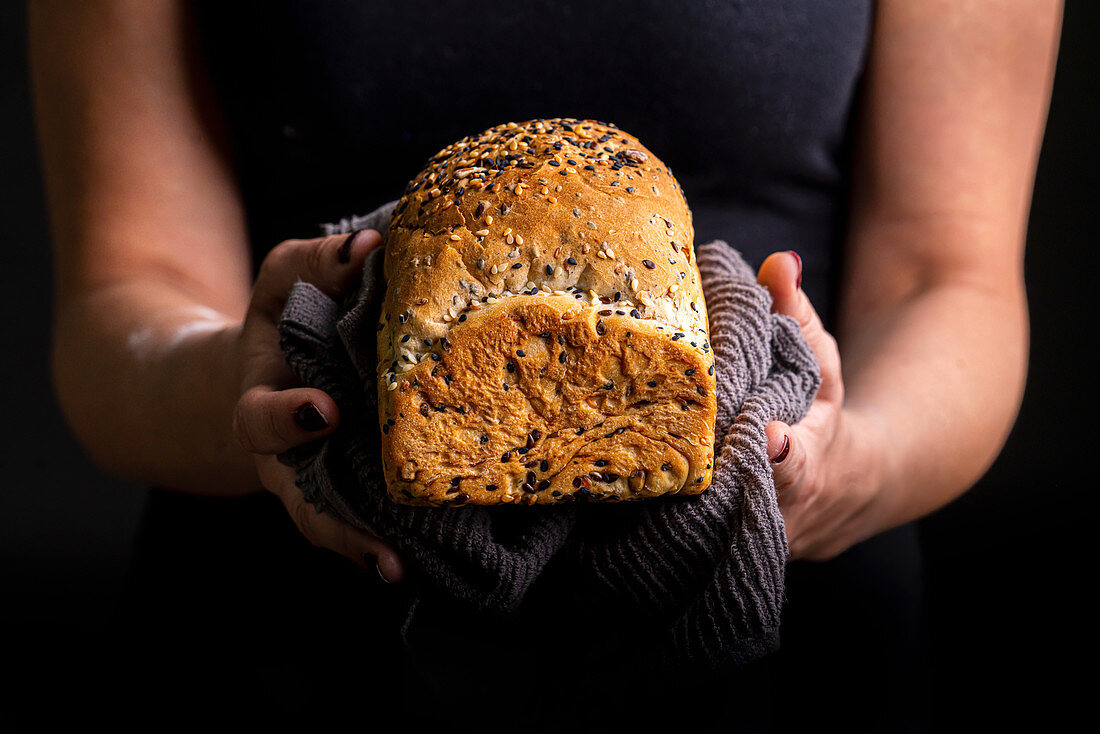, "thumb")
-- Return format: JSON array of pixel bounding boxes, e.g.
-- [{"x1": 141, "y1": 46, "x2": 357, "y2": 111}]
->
[
  {"x1": 765, "y1": 420, "x2": 804, "y2": 493},
  {"x1": 251, "y1": 228, "x2": 382, "y2": 322},
  {"x1": 757, "y1": 250, "x2": 843, "y2": 405}
]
